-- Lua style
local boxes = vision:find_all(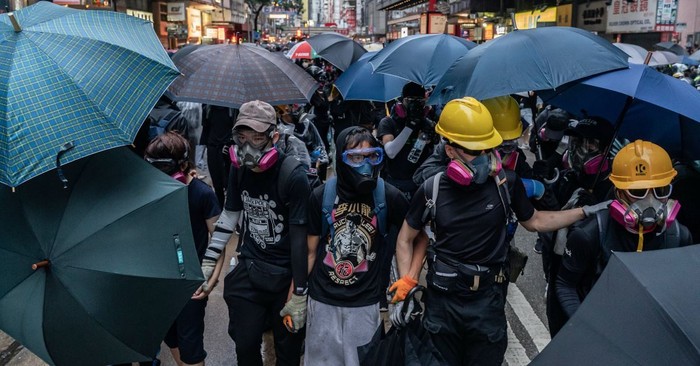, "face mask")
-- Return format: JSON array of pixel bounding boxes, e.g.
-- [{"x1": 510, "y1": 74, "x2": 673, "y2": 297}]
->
[
  {"x1": 446, "y1": 151, "x2": 502, "y2": 186},
  {"x1": 230, "y1": 143, "x2": 278, "y2": 171},
  {"x1": 610, "y1": 195, "x2": 680, "y2": 235},
  {"x1": 171, "y1": 171, "x2": 188, "y2": 184},
  {"x1": 353, "y1": 162, "x2": 373, "y2": 176}
]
